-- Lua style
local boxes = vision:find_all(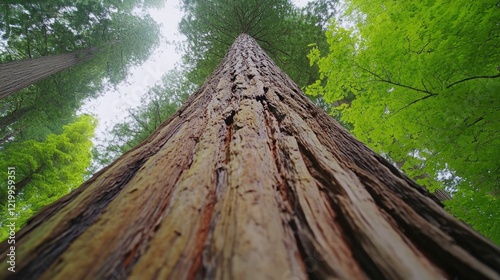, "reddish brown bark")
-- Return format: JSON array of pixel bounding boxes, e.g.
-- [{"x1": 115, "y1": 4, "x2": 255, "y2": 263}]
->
[
  {"x1": 0, "y1": 47, "x2": 97, "y2": 100},
  {"x1": 0, "y1": 34, "x2": 499, "y2": 280}
]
